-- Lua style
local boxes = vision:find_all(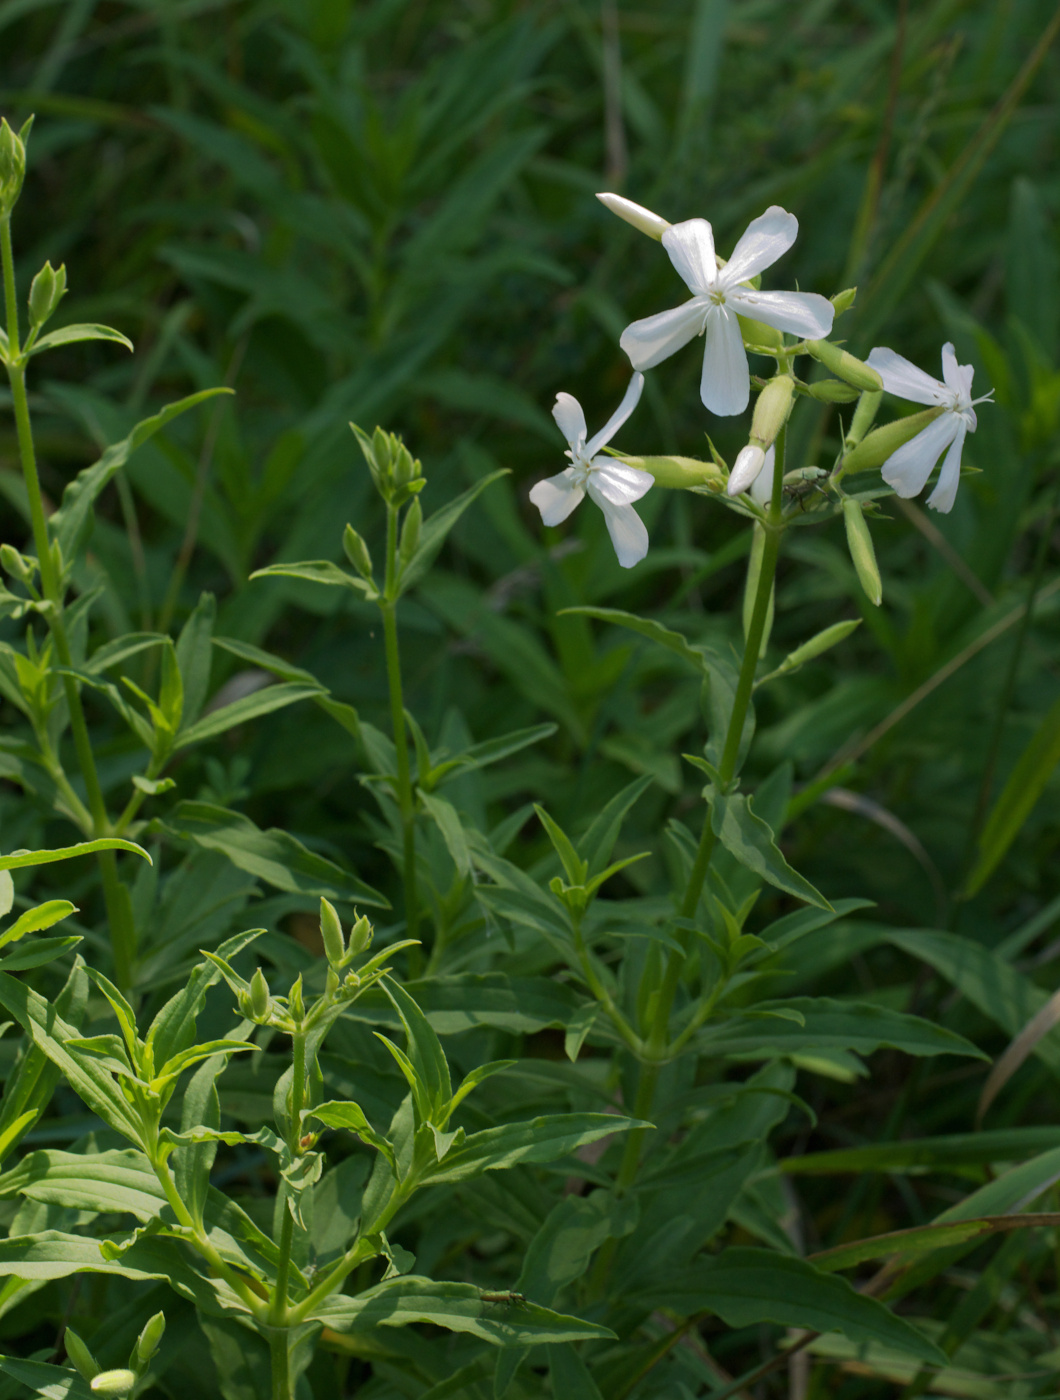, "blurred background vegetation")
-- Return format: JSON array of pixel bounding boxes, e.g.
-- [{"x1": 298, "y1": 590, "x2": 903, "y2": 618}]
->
[{"x1": 2, "y1": 0, "x2": 1060, "y2": 1172}]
